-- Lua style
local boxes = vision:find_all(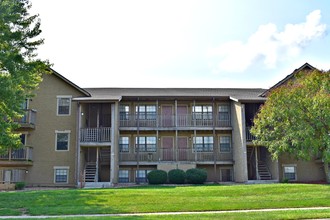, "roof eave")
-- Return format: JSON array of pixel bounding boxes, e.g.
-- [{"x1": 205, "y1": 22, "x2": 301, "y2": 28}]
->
[
  {"x1": 50, "y1": 68, "x2": 91, "y2": 97},
  {"x1": 259, "y1": 63, "x2": 316, "y2": 97}
]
